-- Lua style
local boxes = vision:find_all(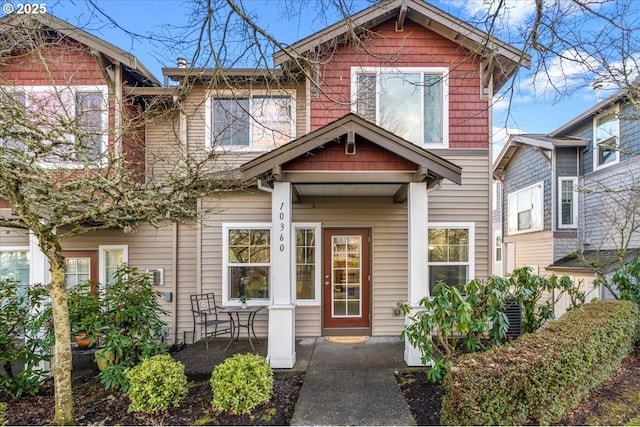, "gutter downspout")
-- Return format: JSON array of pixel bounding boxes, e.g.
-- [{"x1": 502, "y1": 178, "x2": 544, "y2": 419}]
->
[{"x1": 172, "y1": 222, "x2": 179, "y2": 346}]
